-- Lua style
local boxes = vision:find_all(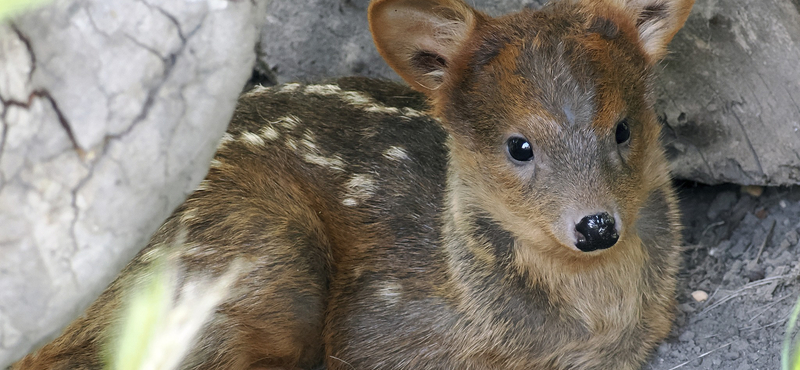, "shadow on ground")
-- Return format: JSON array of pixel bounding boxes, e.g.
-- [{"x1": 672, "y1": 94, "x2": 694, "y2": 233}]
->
[{"x1": 648, "y1": 183, "x2": 800, "y2": 370}]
